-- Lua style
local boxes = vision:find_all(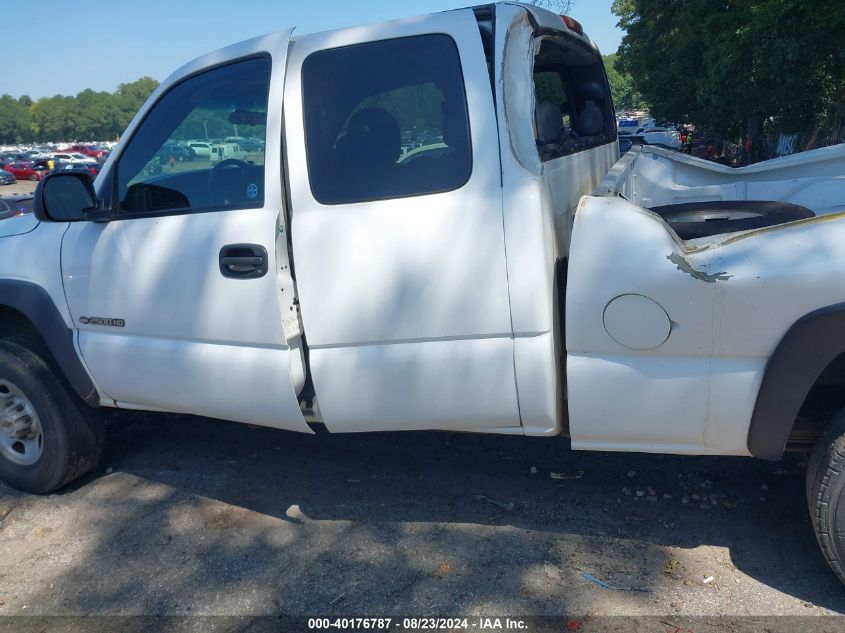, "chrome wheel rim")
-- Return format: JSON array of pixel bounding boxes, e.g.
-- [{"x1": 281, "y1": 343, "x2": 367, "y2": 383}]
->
[{"x1": 0, "y1": 379, "x2": 43, "y2": 466}]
